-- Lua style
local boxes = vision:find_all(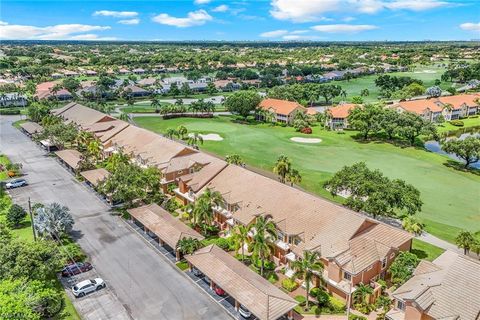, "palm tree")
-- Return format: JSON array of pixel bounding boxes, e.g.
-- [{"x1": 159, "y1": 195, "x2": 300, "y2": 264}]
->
[
  {"x1": 402, "y1": 216, "x2": 424, "y2": 236},
  {"x1": 191, "y1": 188, "x2": 223, "y2": 230},
  {"x1": 151, "y1": 94, "x2": 161, "y2": 113},
  {"x1": 293, "y1": 250, "x2": 324, "y2": 309},
  {"x1": 176, "y1": 237, "x2": 203, "y2": 255},
  {"x1": 225, "y1": 154, "x2": 245, "y2": 166},
  {"x1": 286, "y1": 168, "x2": 302, "y2": 186},
  {"x1": 75, "y1": 131, "x2": 94, "y2": 152},
  {"x1": 165, "y1": 128, "x2": 178, "y2": 139},
  {"x1": 273, "y1": 155, "x2": 291, "y2": 183},
  {"x1": 233, "y1": 224, "x2": 249, "y2": 262},
  {"x1": 177, "y1": 125, "x2": 188, "y2": 140},
  {"x1": 188, "y1": 132, "x2": 203, "y2": 148},
  {"x1": 87, "y1": 139, "x2": 102, "y2": 163},
  {"x1": 119, "y1": 112, "x2": 130, "y2": 122},
  {"x1": 455, "y1": 230, "x2": 475, "y2": 255},
  {"x1": 353, "y1": 283, "x2": 373, "y2": 307},
  {"x1": 248, "y1": 216, "x2": 277, "y2": 277}
]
